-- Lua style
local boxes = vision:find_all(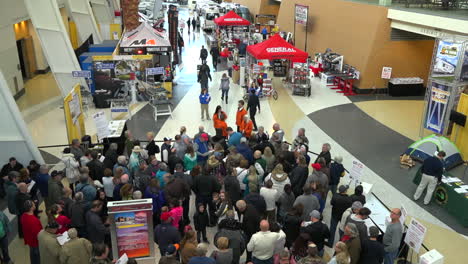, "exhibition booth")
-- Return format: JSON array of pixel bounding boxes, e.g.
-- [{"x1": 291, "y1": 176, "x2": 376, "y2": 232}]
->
[{"x1": 246, "y1": 34, "x2": 310, "y2": 96}]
